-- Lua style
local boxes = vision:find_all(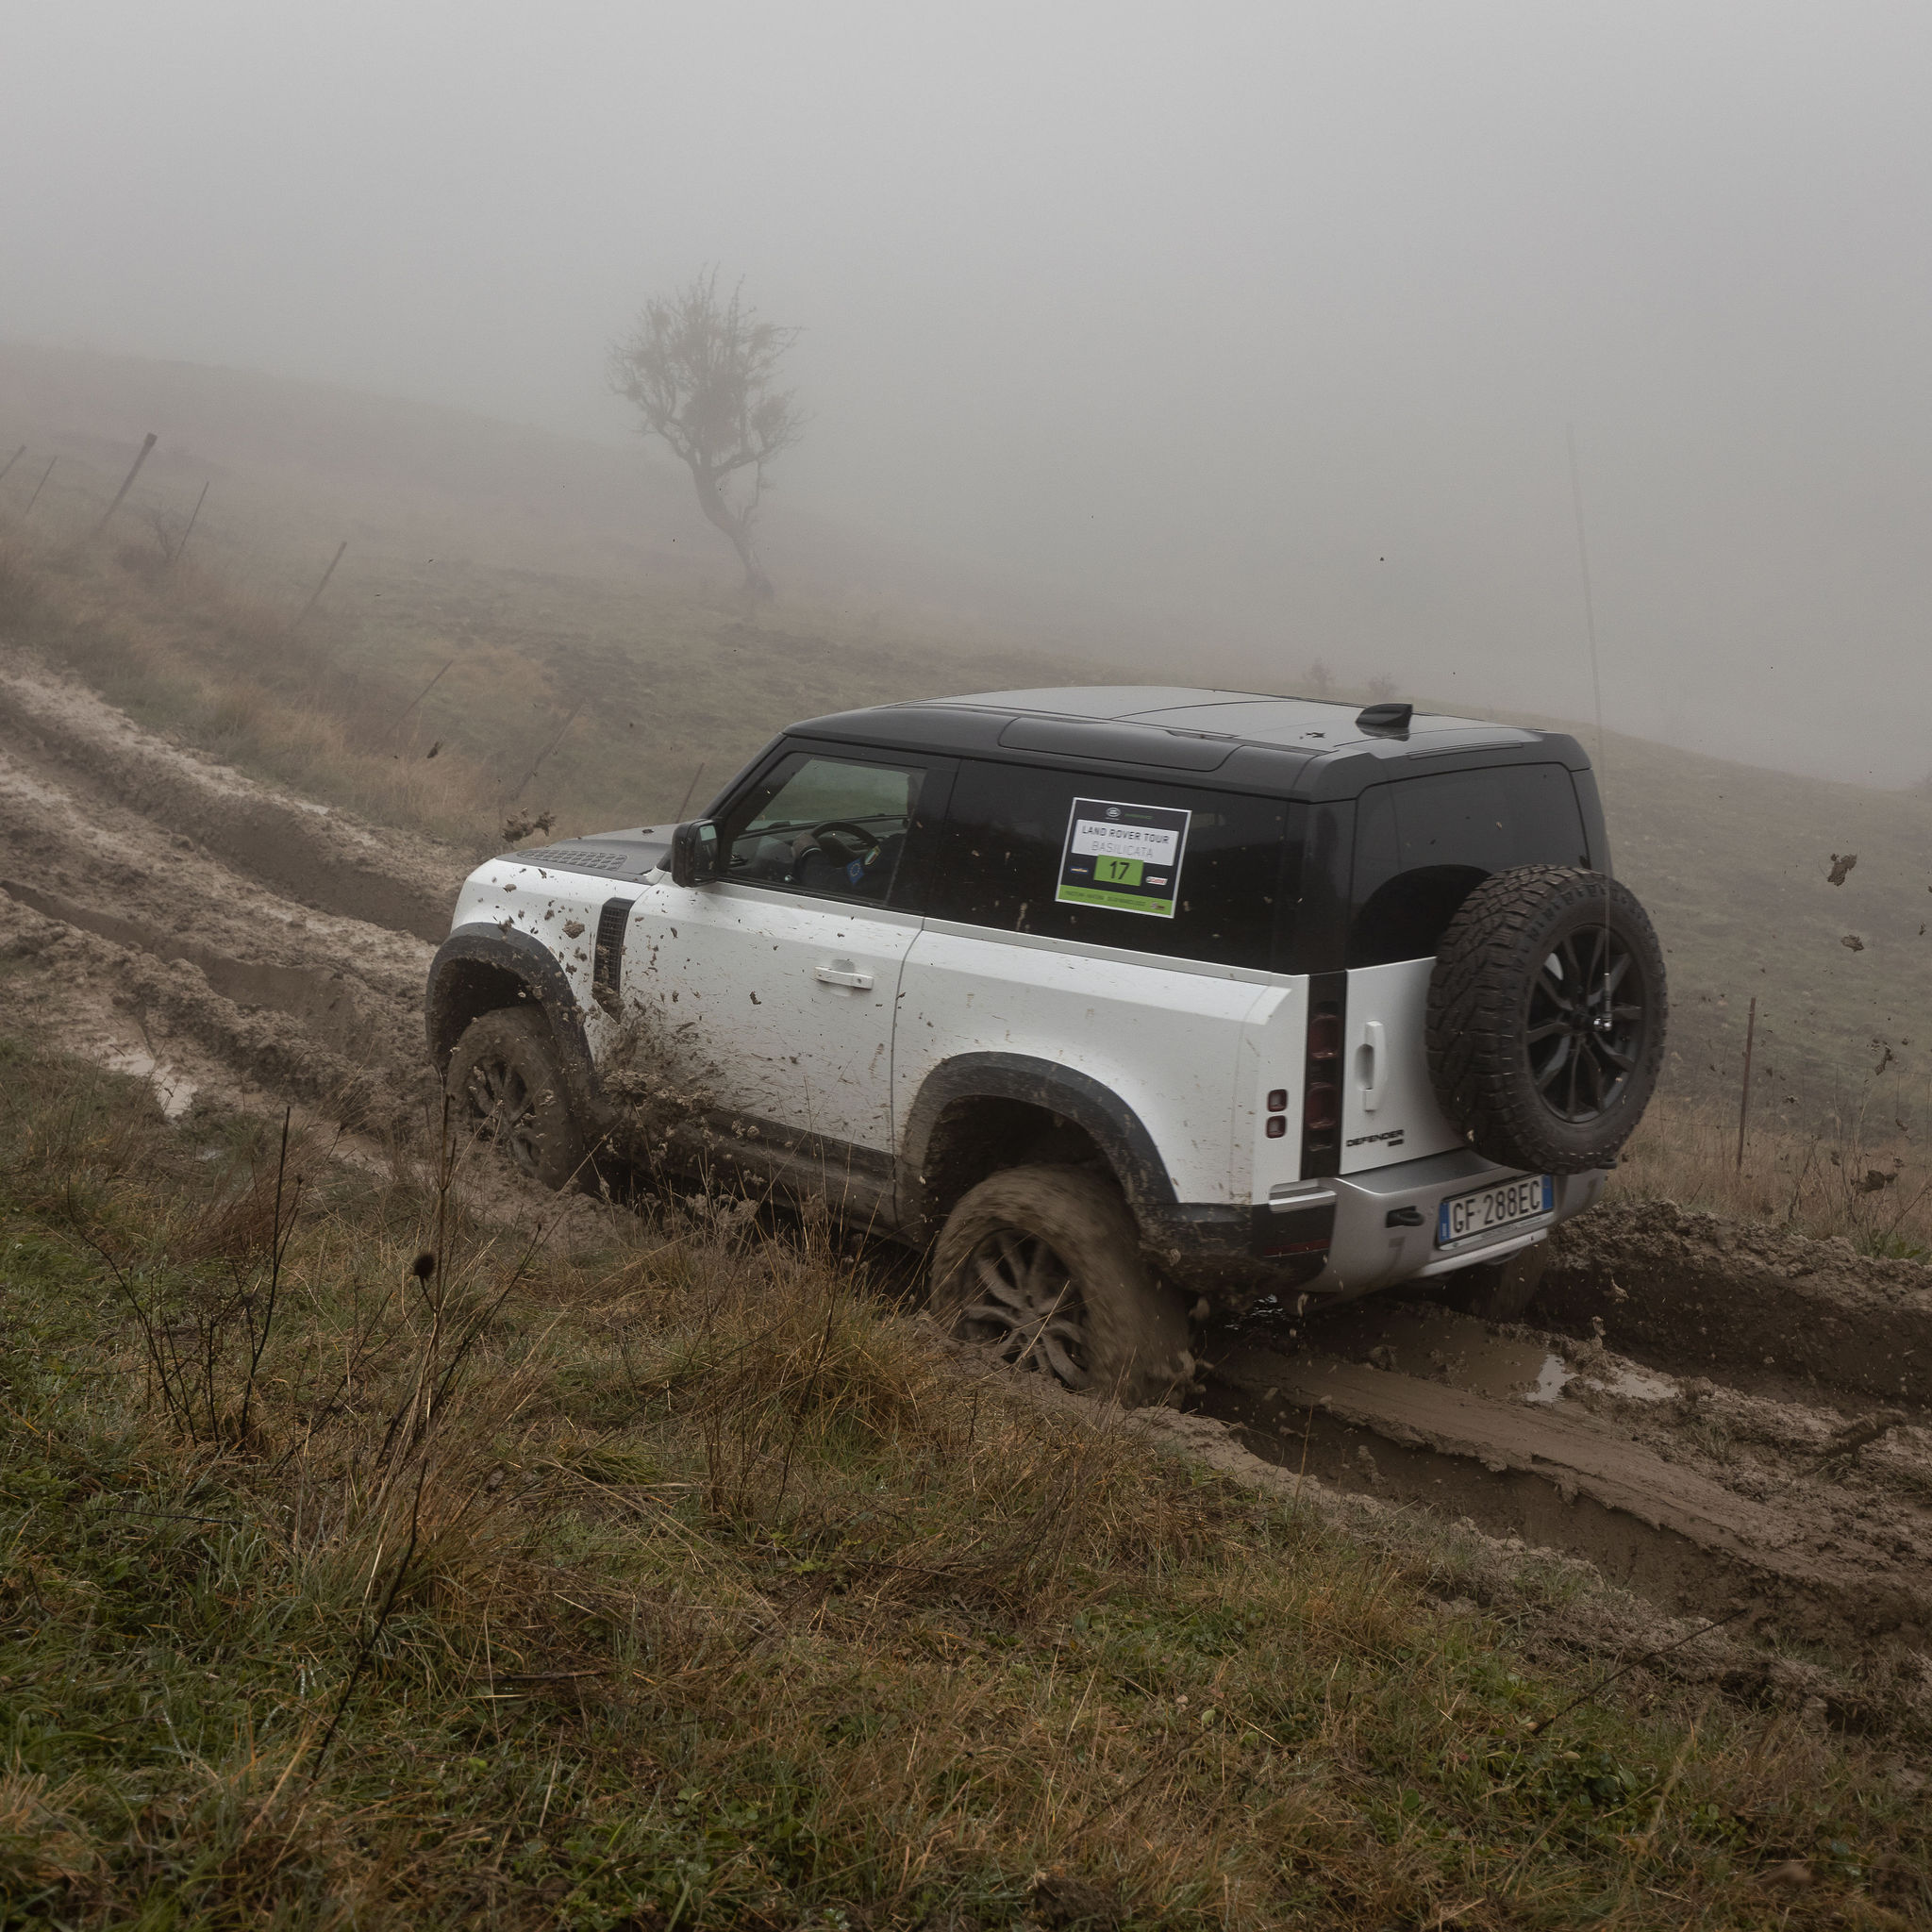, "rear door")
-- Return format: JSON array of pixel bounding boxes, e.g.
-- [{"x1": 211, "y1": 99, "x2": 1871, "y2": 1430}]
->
[
  {"x1": 621, "y1": 743, "x2": 952, "y2": 1167},
  {"x1": 1338, "y1": 765, "x2": 1593, "y2": 1175}
]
